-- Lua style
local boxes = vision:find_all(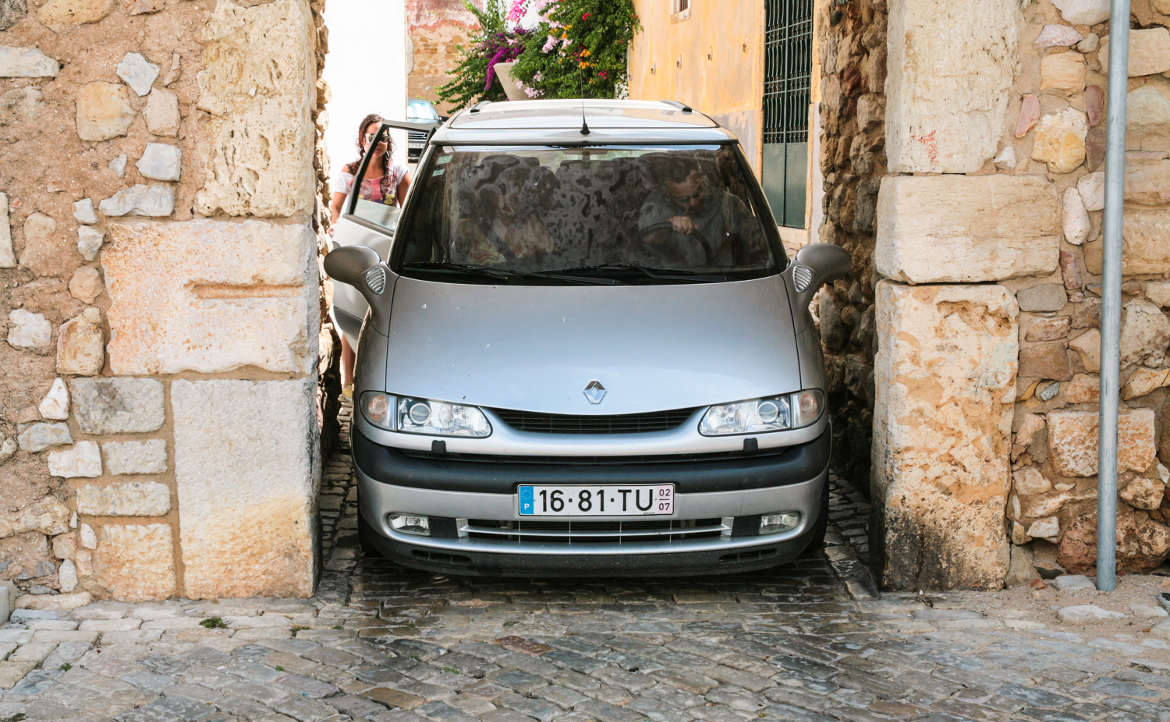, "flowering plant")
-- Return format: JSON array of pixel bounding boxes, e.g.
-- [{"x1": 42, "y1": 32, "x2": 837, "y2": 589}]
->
[
  {"x1": 512, "y1": 0, "x2": 639, "y2": 99},
  {"x1": 437, "y1": 0, "x2": 530, "y2": 108}
]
